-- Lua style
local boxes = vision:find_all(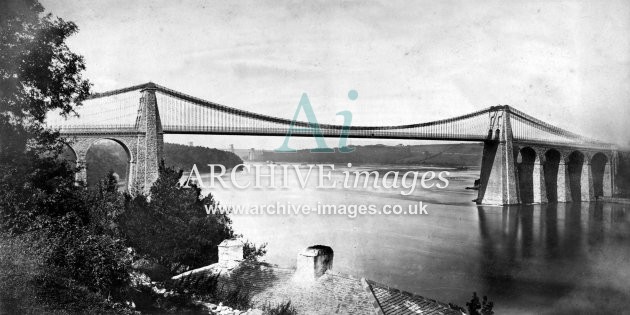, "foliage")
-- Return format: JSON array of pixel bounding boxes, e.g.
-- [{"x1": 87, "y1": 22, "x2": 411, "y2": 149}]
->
[
  {"x1": 119, "y1": 163, "x2": 237, "y2": 273},
  {"x1": 0, "y1": 0, "x2": 133, "y2": 310},
  {"x1": 0, "y1": 0, "x2": 91, "y2": 233},
  {"x1": 46, "y1": 224, "x2": 132, "y2": 295},
  {"x1": 0, "y1": 1, "x2": 262, "y2": 312},
  {"x1": 0, "y1": 0, "x2": 90, "y2": 145},
  {"x1": 84, "y1": 172, "x2": 128, "y2": 236},
  {"x1": 128, "y1": 282, "x2": 206, "y2": 314},
  {"x1": 0, "y1": 231, "x2": 133, "y2": 314},
  {"x1": 49, "y1": 229, "x2": 131, "y2": 293},
  {"x1": 220, "y1": 285, "x2": 253, "y2": 311},
  {"x1": 0, "y1": 0, "x2": 91, "y2": 117},
  {"x1": 465, "y1": 292, "x2": 494, "y2": 315},
  {"x1": 0, "y1": 231, "x2": 50, "y2": 313},
  {"x1": 0, "y1": 148, "x2": 86, "y2": 234},
  {"x1": 243, "y1": 240, "x2": 268, "y2": 262},
  {"x1": 262, "y1": 301, "x2": 298, "y2": 315}
]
